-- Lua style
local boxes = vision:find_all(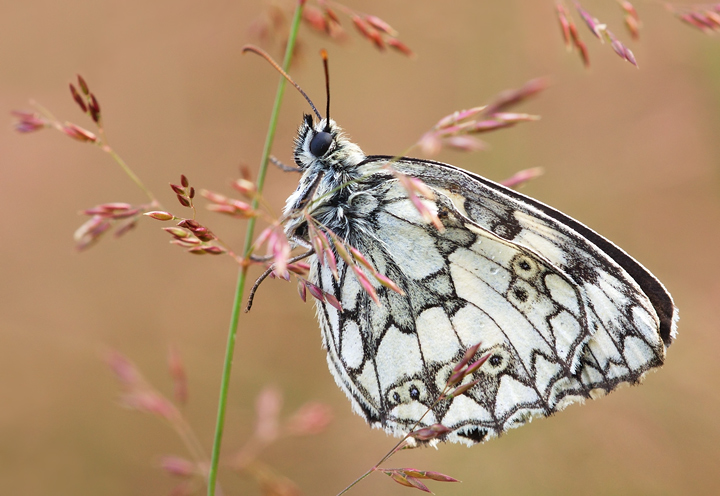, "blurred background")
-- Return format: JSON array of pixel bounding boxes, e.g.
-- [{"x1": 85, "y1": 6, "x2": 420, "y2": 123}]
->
[{"x1": 2, "y1": 1, "x2": 719, "y2": 495}]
